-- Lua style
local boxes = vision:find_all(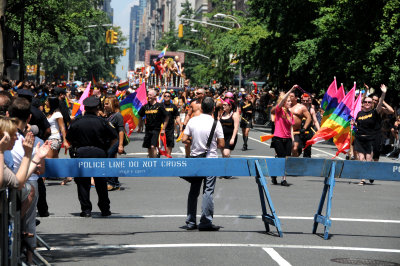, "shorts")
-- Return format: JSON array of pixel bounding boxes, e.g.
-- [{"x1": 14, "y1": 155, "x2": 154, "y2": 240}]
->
[
  {"x1": 272, "y1": 137, "x2": 292, "y2": 158},
  {"x1": 165, "y1": 129, "x2": 175, "y2": 148},
  {"x1": 49, "y1": 138, "x2": 62, "y2": 150},
  {"x1": 224, "y1": 134, "x2": 238, "y2": 150},
  {"x1": 354, "y1": 135, "x2": 374, "y2": 154},
  {"x1": 240, "y1": 119, "x2": 252, "y2": 129},
  {"x1": 143, "y1": 129, "x2": 161, "y2": 148}
]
